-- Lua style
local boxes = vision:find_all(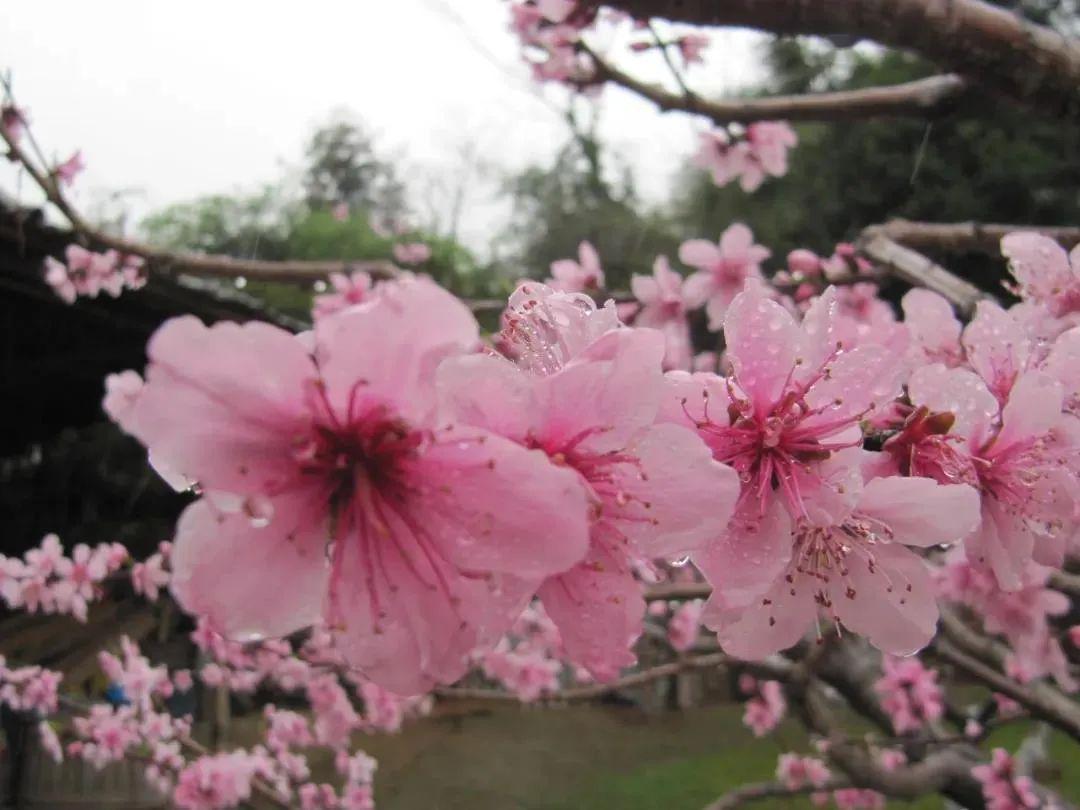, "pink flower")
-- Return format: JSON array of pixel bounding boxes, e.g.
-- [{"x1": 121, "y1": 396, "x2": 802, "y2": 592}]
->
[
  {"x1": 937, "y1": 553, "x2": 1074, "y2": 689},
  {"x1": 677, "y1": 33, "x2": 709, "y2": 65},
  {"x1": 664, "y1": 286, "x2": 943, "y2": 636},
  {"x1": 38, "y1": 721, "x2": 63, "y2": 763},
  {"x1": 679, "y1": 224, "x2": 771, "y2": 330},
  {"x1": 313, "y1": 272, "x2": 374, "y2": 320},
  {"x1": 102, "y1": 371, "x2": 145, "y2": 432},
  {"x1": 741, "y1": 675, "x2": 786, "y2": 736},
  {"x1": 441, "y1": 282, "x2": 738, "y2": 679},
  {"x1": 710, "y1": 457, "x2": 979, "y2": 658},
  {"x1": 132, "y1": 553, "x2": 170, "y2": 602},
  {"x1": 173, "y1": 753, "x2": 259, "y2": 810},
  {"x1": 904, "y1": 364, "x2": 1077, "y2": 589},
  {"x1": 54, "y1": 150, "x2": 85, "y2": 186},
  {"x1": 874, "y1": 656, "x2": 944, "y2": 733},
  {"x1": 547, "y1": 240, "x2": 605, "y2": 293},
  {"x1": 666, "y1": 599, "x2": 704, "y2": 651},
  {"x1": 746, "y1": 122, "x2": 797, "y2": 180},
  {"x1": 1001, "y1": 231, "x2": 1080, "y2": 320},
  {"x1": 631, "y1": 255, "x2": 693, "y2": 370},
  {"x1": 391, "y1": 242, "x2": 431, "y2": 265},
  {"x1": 972, "y1": 749, "x2": 1041, "y2": 810},
  {"x1": 777, "y1": 753, "x2": 831, "y2": 790},
  {"x1": 173, "y1": 669, "x2": 194, "y2": 692},
  {"x1": 331, "y1": 202, "x2": 349, "y2": 222},
  {"x1": 126, "y1": 277, "x2": 590, "y2": 694},
  {"x1": 831, "y1": 283, "x2": 906, "y2": 351},
  {"x1": 902, "y1": 289, "x2": 964, "y2": 367},
  {"x1": 43, "y1": 256, "x2": 77, "y2": 304},
  {"x1": 787, "y1": 249, "x2": 822, "y2": 278},
  {"x1": 1, "y1": 104, "x2": 28, "y2": 144},
  {"x1": 693, "y1": 131, "x2": 758, "y2": 191},
  {"x1": 308, "y1": 674, "x2": 359, "y2": 748},
  {"x1": 693, "y1": 123, "x2": 796, "y2": 192}
]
